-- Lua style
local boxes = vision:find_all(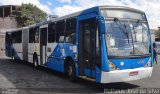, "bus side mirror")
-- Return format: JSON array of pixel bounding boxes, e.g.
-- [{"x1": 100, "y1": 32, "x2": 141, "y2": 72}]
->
[{"x1": 99, "y1": 16, "x2": 106, "y2": 34}]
